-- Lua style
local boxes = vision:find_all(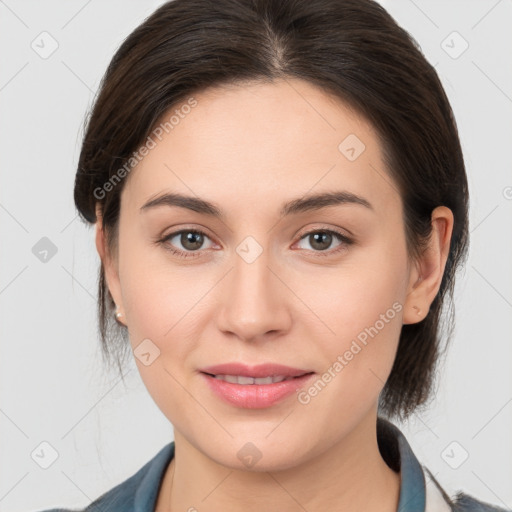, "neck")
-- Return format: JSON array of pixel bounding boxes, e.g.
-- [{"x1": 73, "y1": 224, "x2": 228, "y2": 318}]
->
[{"x1": 156, "y1": 410, "x2": 400, "y2": 512}]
